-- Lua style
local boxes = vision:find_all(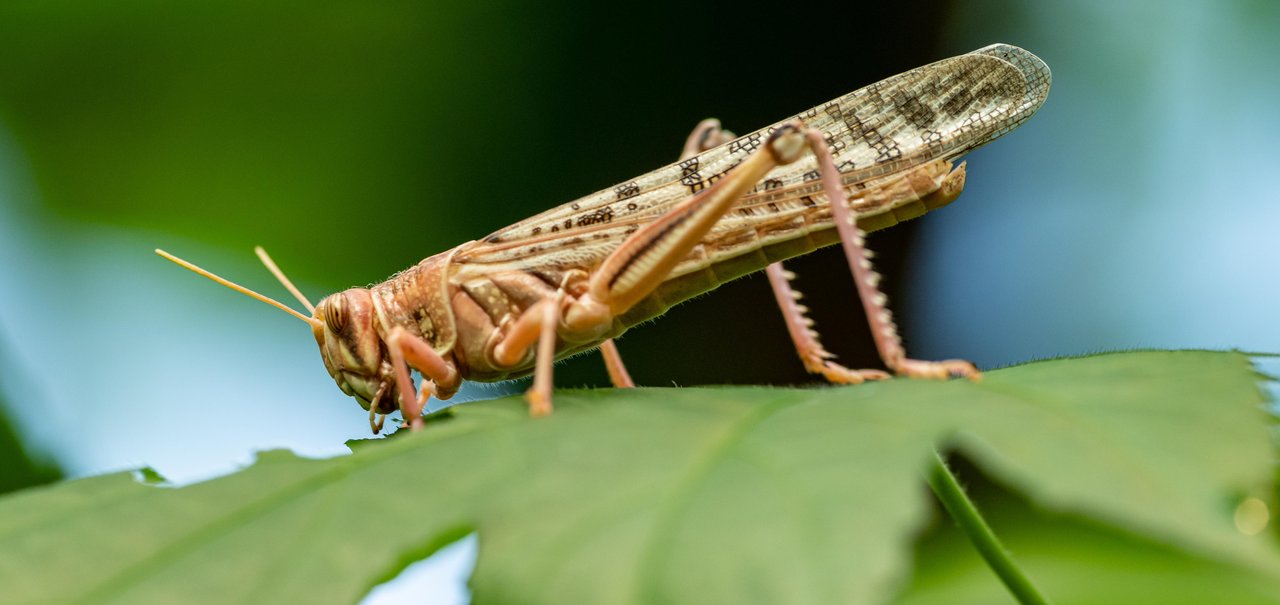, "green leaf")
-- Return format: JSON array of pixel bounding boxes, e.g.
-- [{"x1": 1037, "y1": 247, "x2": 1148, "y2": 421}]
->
[
  {"x1": 894, "y1": 460, "x2": 1280, "y2": 605},
  {"x1": 939, "y1": 351, "x2": 1279, "y2": 571},
  {"x1": 0, "y1": 351, "x2": 1274, "y2": 605}
]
